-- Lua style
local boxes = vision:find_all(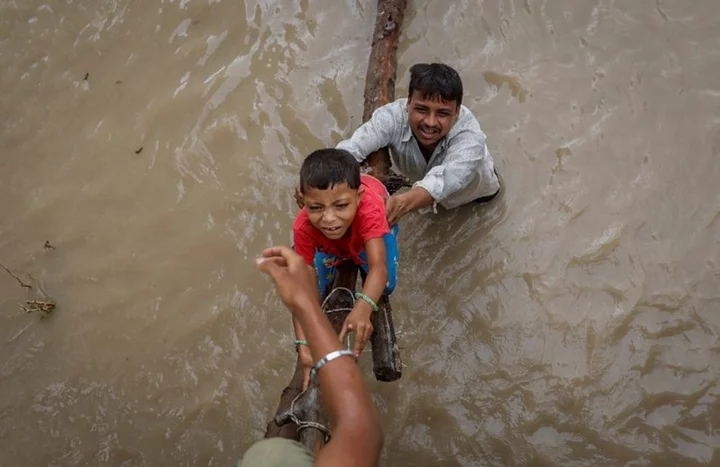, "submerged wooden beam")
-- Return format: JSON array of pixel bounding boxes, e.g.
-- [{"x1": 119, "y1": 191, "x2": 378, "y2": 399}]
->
[
  {"x1": 362, "y1": 0, "x2": 407, "y2": 382},
  {"x1": 265, "y1": 0, "x2": 408, "y2": 451},
  {"x1": 363, "y1": 0, "x2": 408, "y2": 184}
]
